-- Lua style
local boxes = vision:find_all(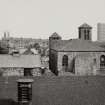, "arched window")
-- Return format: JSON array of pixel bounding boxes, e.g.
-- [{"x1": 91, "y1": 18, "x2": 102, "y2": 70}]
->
[
  {"x1": 100, "y1": 55, "x2": 105, "y2": 68},
  {"x1": 79, "y1": 30, "x2": 81, "y2": 38},
  {"x1": 87, "y1": 30, "x2": 90, "y2": 40},
  {"x1": 62, "y1": 55, "x2": 68, "y2": 66},
  {"x1": 84, "y1": 30, "x2": 87, "y2": 40}
]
